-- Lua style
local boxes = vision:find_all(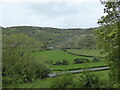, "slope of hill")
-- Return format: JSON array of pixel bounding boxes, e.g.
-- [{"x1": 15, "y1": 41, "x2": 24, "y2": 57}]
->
[{"x1": 2, "y1": 26, "x2": 97, "y2": 49}]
